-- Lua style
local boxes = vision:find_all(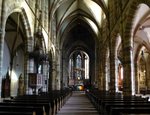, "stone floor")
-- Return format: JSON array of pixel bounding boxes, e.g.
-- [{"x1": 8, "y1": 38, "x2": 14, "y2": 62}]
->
[{"x1": 56, "y1": 91, "x2": 99, "y2": 115}]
